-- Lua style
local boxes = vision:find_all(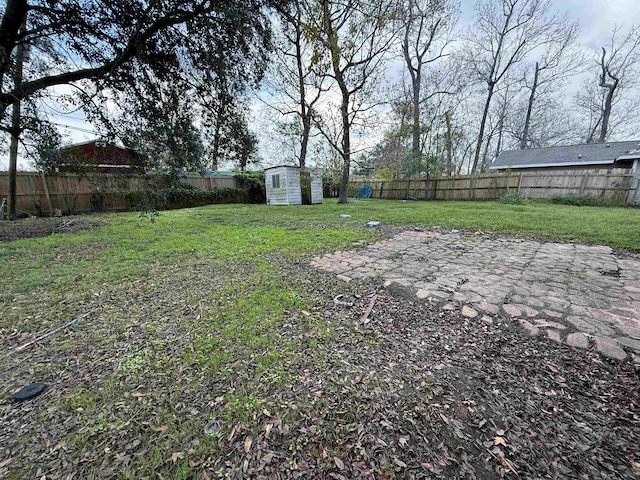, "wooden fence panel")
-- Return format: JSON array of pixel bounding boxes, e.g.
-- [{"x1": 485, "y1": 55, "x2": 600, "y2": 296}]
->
[
  {"x1": 519, "y1": 168, "x2": 632, "y2": 201},
  {"x1": 350, "y1": 168, "x2": 633, "y2": 203},
  {"x1": 0, "y1": 172, "x2": 237, "y2": 215}
]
